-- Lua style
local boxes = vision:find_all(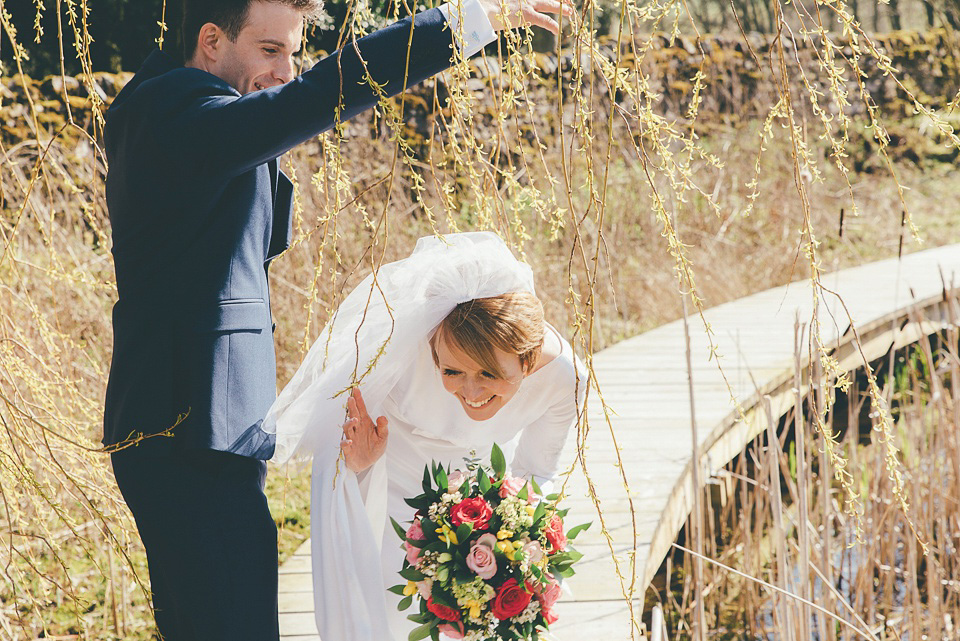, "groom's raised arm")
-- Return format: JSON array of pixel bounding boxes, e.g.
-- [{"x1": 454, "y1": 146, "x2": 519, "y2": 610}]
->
[{"x1": 154, "y1": 4, "x2": 494, "y2": 179}]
